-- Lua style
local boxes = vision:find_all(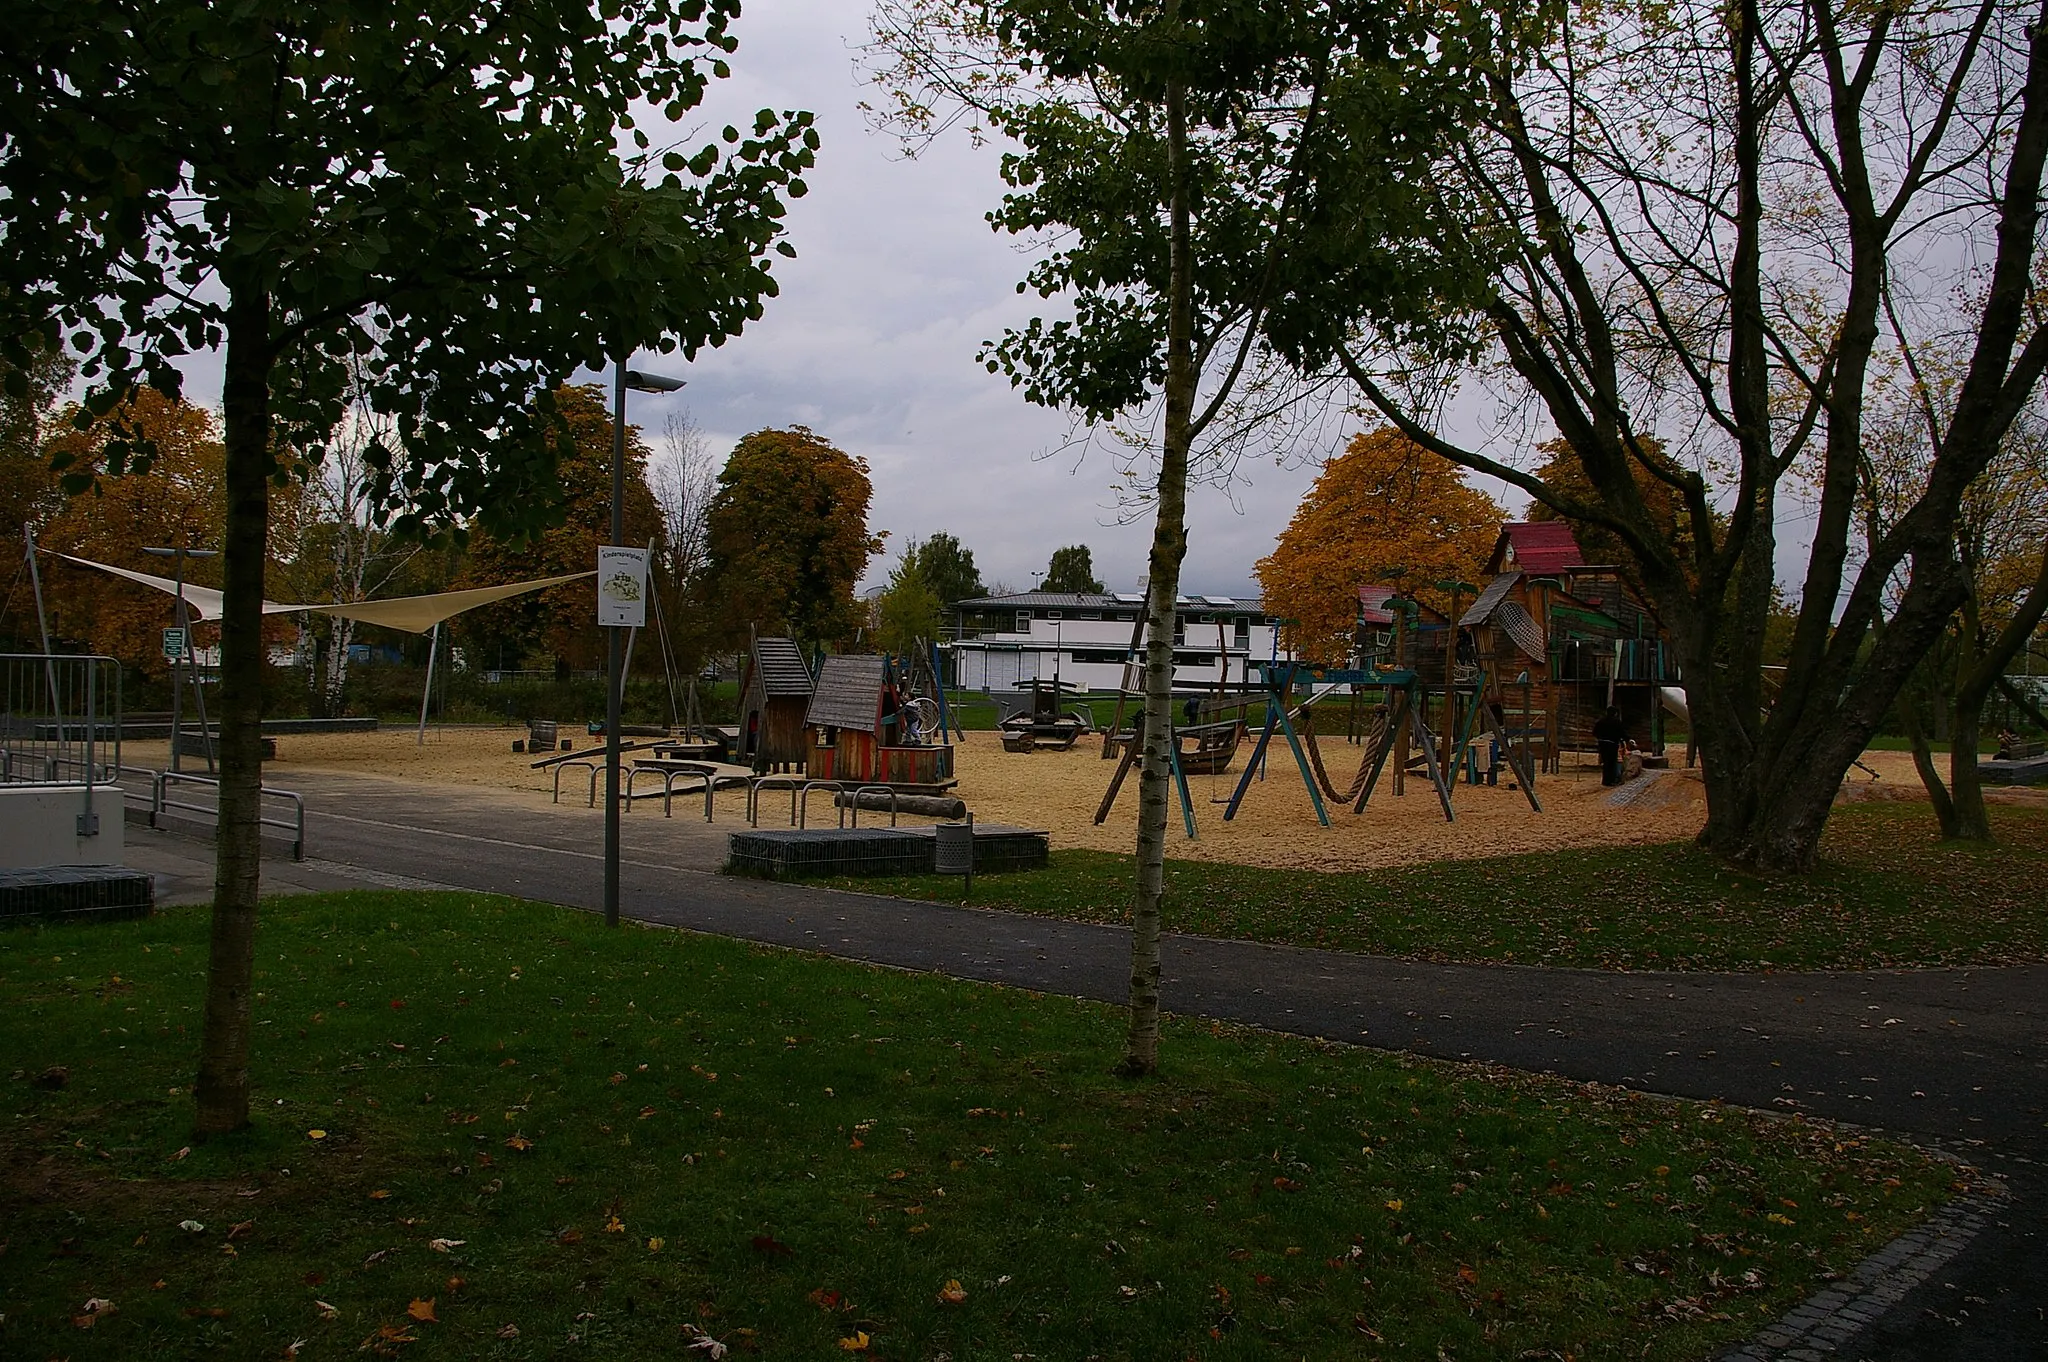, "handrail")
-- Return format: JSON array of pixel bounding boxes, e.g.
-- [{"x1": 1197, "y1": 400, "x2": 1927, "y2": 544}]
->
[
  {"x1": 795, "y1": 781, "x2": 837, "y2": 829},
  {"x1": 152, "y1": 770, "x2": 306, "y2": 861},
  {"x1": 841, "y1": 784, "x2": 900, "y2": 829},
  {"x1": 749, "y1": 775, "x2": 805, "y2": 827},
  {"x1": 551, "y1": 759, "x2": 602, "y2": 807}
]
